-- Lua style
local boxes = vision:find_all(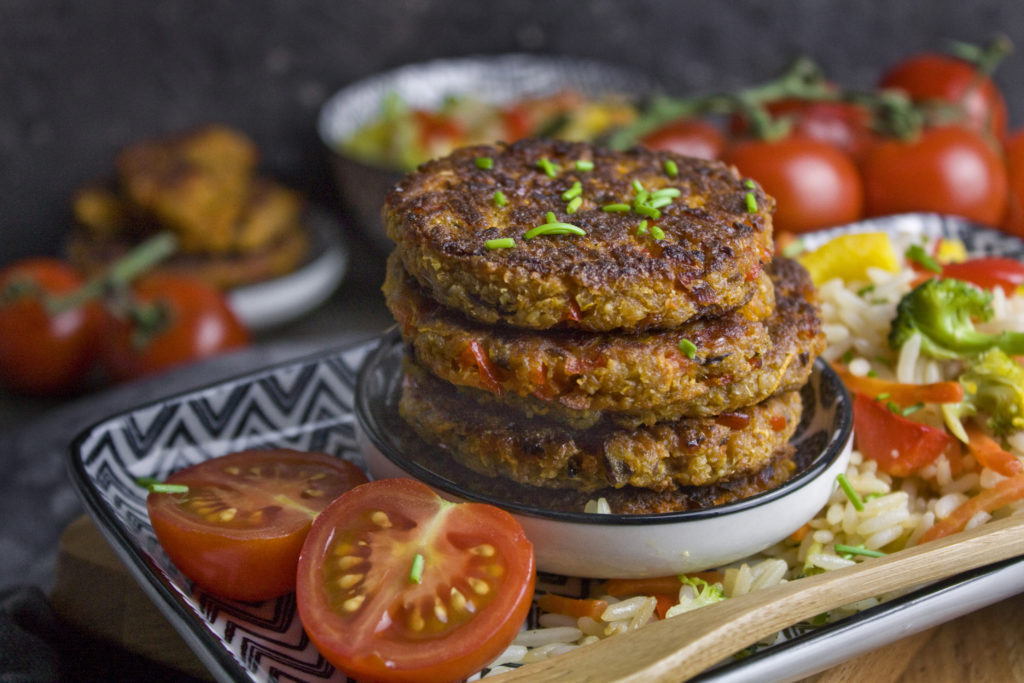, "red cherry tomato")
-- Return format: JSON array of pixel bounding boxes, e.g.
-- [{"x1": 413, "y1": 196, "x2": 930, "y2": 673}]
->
[
  {"x1": 0, "y1": 259, "x2": 101, "y2": 395},
  {"x1": 852, "y1": 392, "x2": 955, "y2": 477},
  {"x1": 879, "y1": 53, "x2": 1009, "y2": 140},
  {"x1": 296, "y1": 478, "x2": 536, "y2": 683},
  {"x1": 730, "y1": 100, "x2": 874, "y2": 161},
  {"x1": 860, "y1": 125, "x2": 1007, "y2": 226},
  {"x1": 500, "y1": 104, "x2": 533, "y2": 142},
  {"x1": 1001, "y1": 129, "x2": 1024, "y2": 237},
  {"x1": 640, "y1": 118, "x2": 726, "y2": 160},
  {"x1": 723, "y1": 137, "x2": 864, "y2": 233},
  {"x1": 937, "y1": 257, "x2": 1024, "y2": 295},
  {"x1": 103, "y1": 273, "x2": 249, "y2": 381},
  {"x1": 147, "y1": 449, "x2": 368, "y2": 601},
  {"x1": 413, "y1": 109, "x2": 464, "y2": 149}
]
